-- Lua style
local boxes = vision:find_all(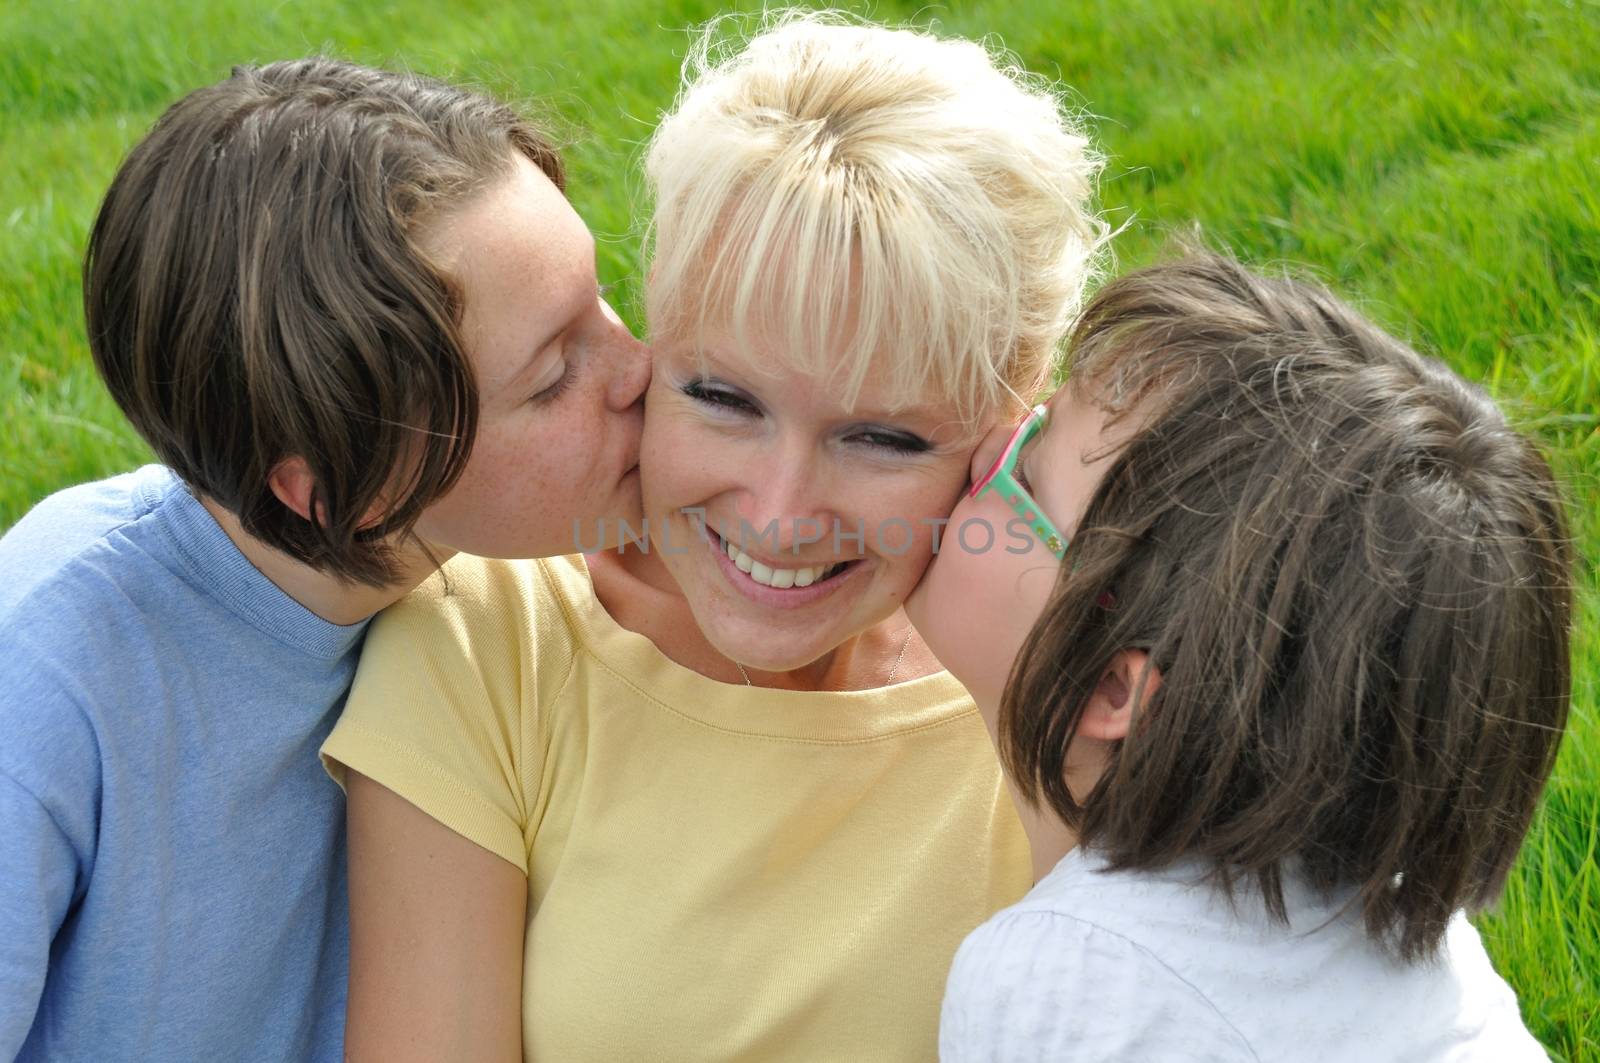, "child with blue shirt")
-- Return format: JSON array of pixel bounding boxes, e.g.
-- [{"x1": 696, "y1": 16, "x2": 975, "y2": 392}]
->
[
  {"x1": 908, "y1": 253, "x2": 1569, "y2": 1060},
  {"x1": 0, "y1": 58, "x2": 649, "y2": 1060}
]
